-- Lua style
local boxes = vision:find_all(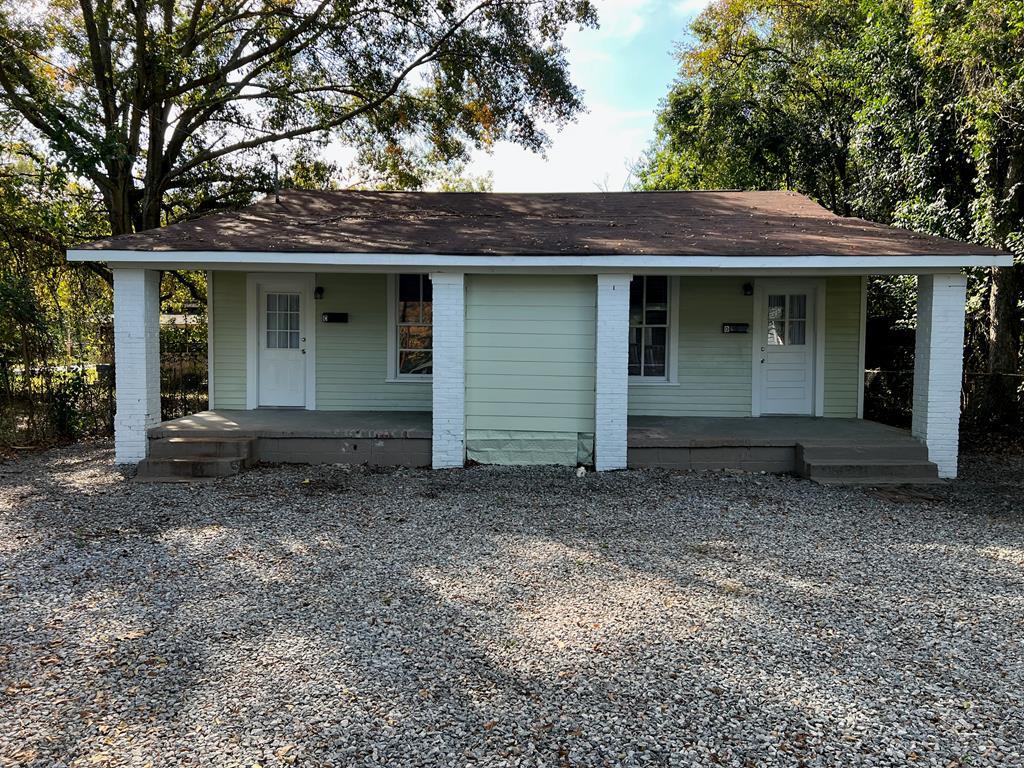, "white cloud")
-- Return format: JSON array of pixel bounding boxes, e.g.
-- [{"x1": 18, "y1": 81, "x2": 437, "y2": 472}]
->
[
  {"x1": 465, "y1": 0, "x2": 716, "y2": 192},
  {"x1": 468, "y1": 104, "x2": 653, "y2": 192}
]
